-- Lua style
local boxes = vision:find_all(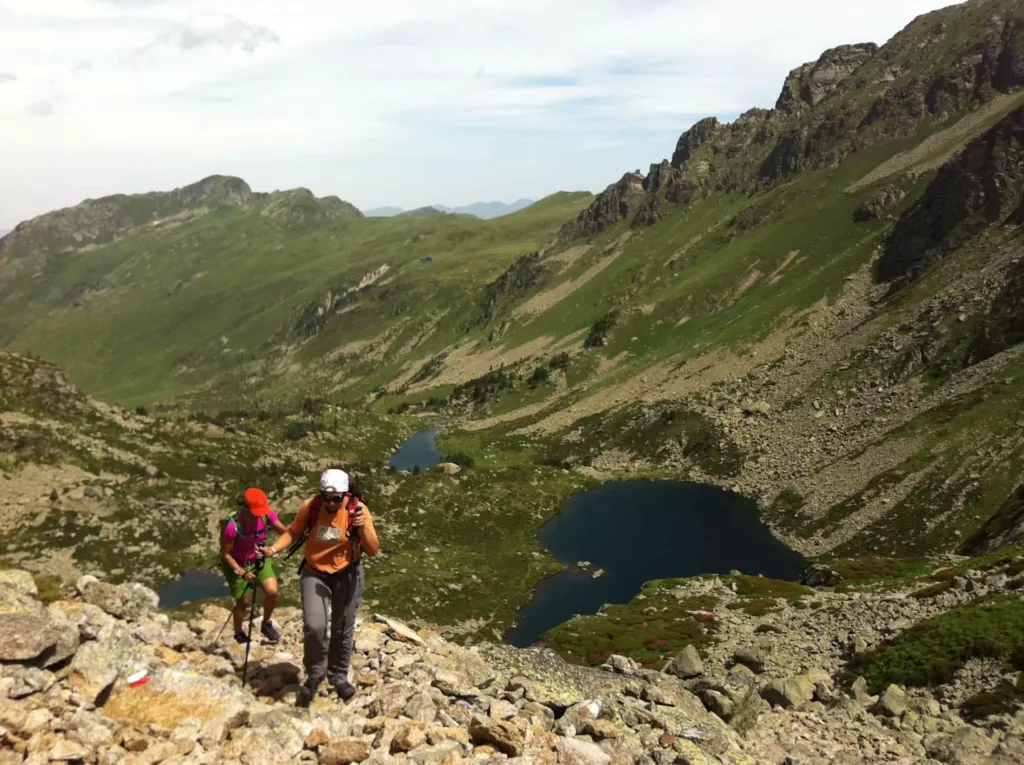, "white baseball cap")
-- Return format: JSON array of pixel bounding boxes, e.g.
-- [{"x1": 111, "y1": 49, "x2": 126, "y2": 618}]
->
[{"x1": 320, "y1": 468, "x2": 349, "y2": 494}]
